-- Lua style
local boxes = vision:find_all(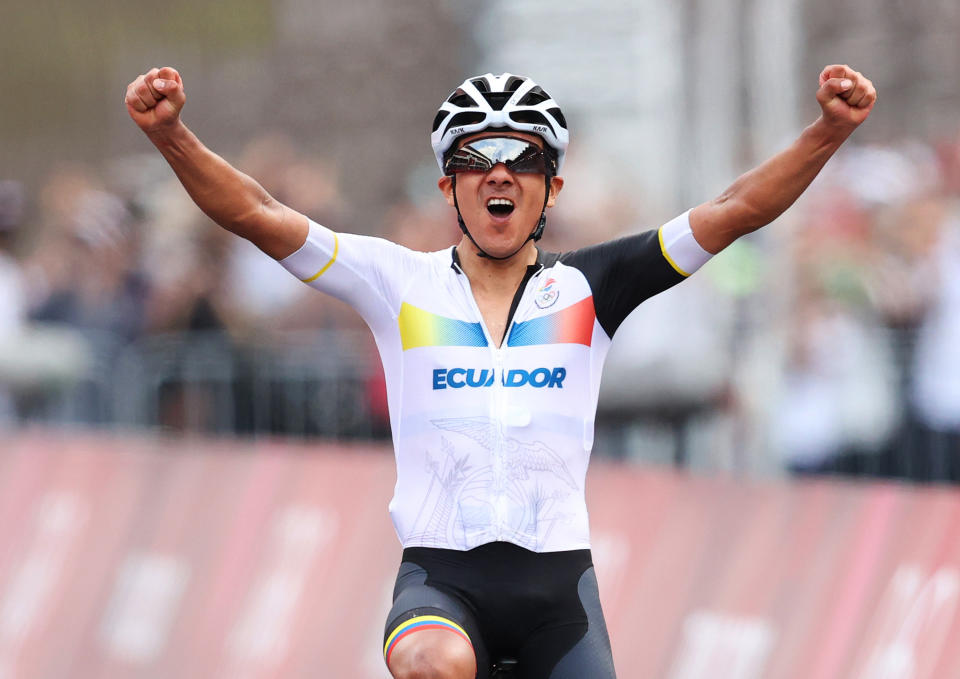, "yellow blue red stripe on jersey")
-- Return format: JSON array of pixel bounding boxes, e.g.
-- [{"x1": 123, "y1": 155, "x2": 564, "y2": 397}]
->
[
  {"x1": 398, "y1": 302, "x2": 488, "y2": 351},
  {"x1": 384, "y1": 614, "x2": 472, "y2": 663},
  {"x1": 507, "y1": 296, "x2": 595, "y2": 347}
]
